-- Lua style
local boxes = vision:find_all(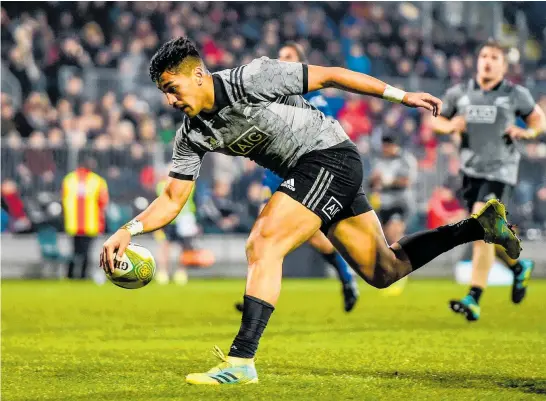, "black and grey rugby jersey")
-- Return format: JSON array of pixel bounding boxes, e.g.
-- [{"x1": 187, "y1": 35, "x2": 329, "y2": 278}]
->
[{"x1": 169, "y1": 57, "x2": 349, "y2": 181}]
